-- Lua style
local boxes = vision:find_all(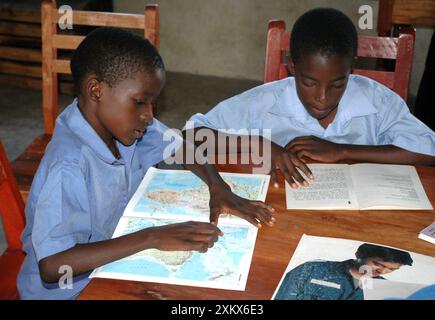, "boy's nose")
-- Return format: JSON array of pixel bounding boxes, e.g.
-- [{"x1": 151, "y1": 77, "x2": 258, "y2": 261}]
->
[
  {"x1": 315, "y1": 87, "x2": 327, "y2": 104},
  {"x1": 140, "y1": 104, "x2": 154, "y2": 122}
]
